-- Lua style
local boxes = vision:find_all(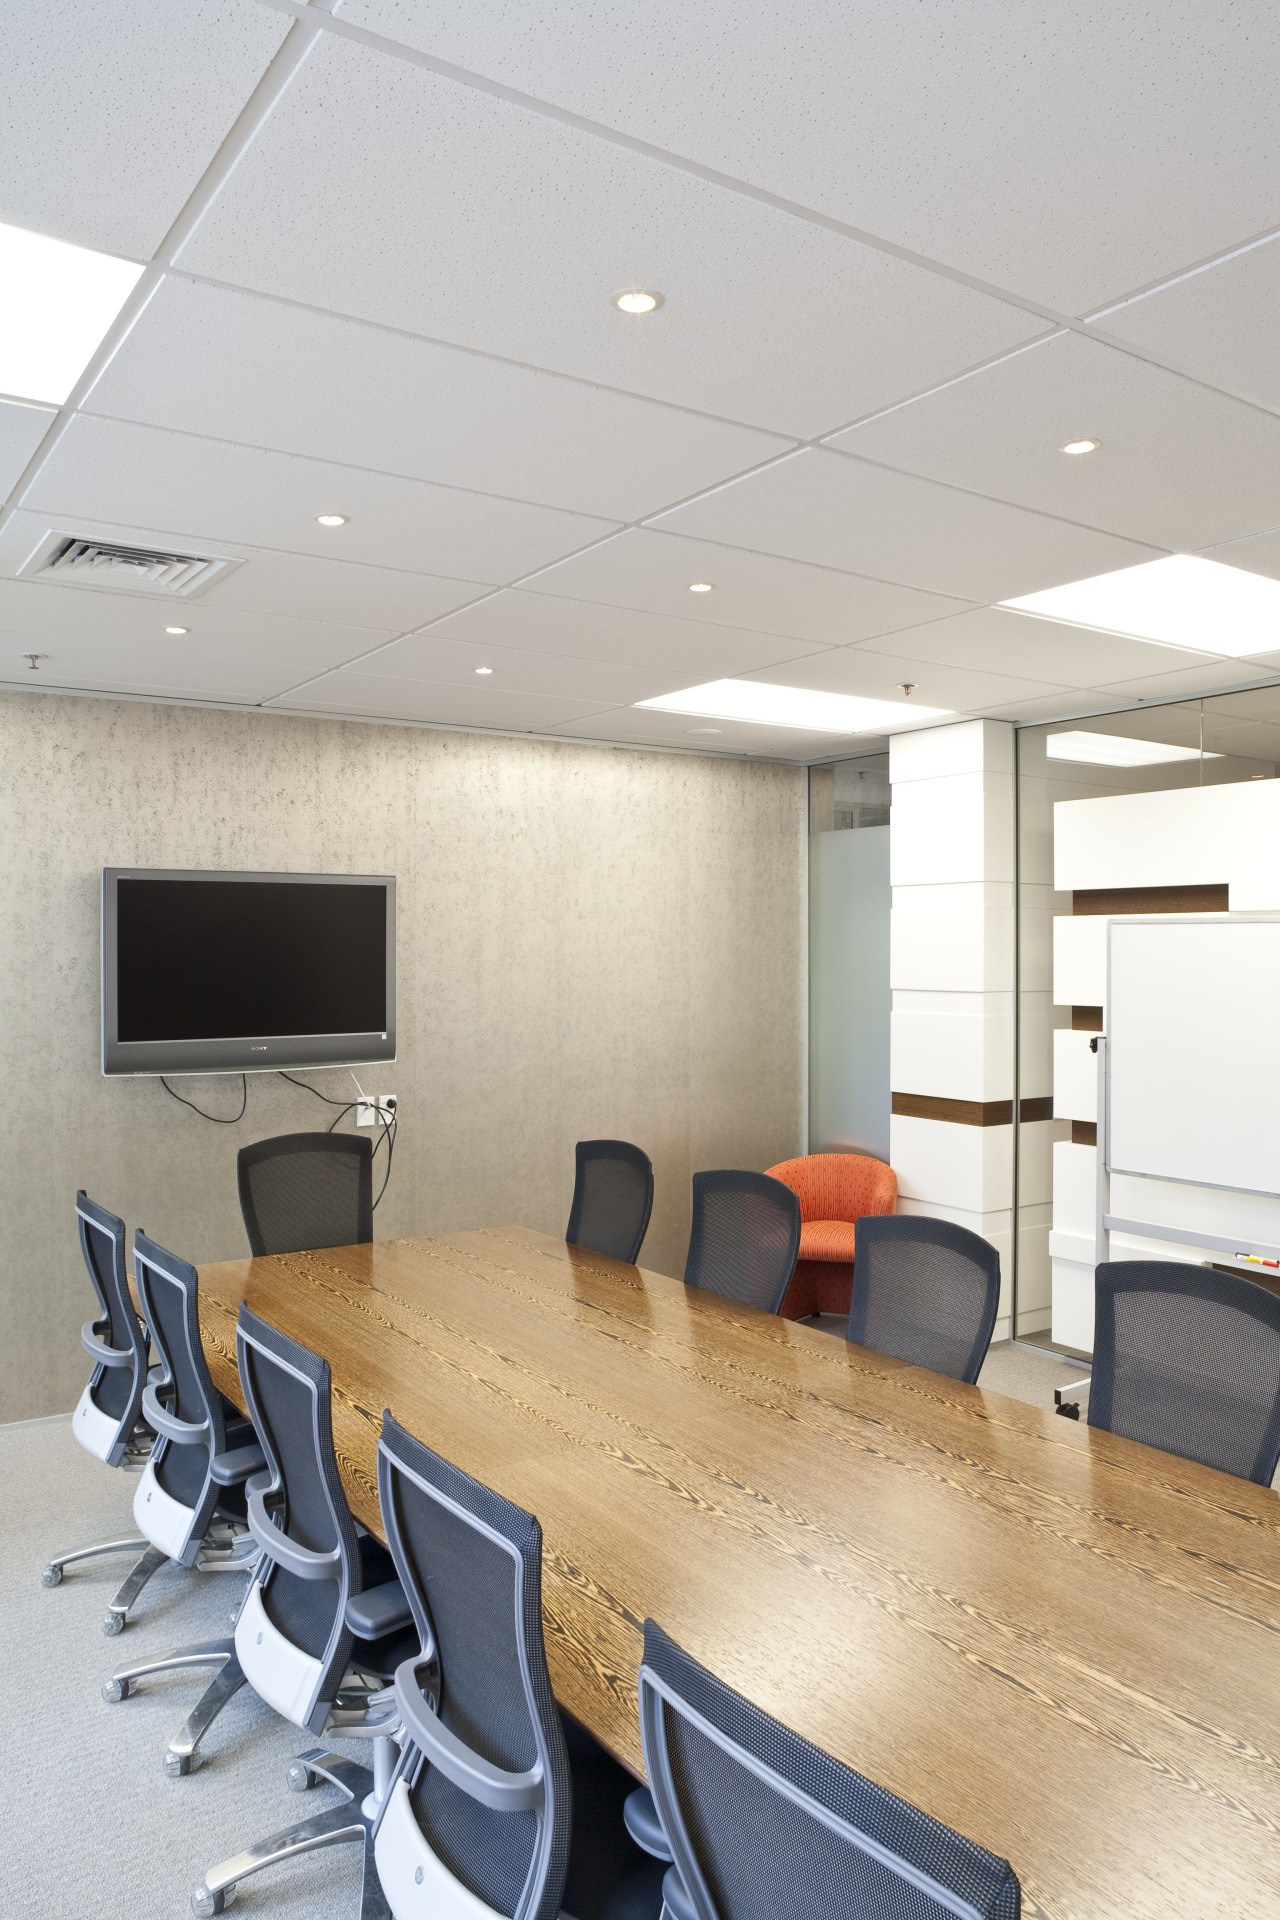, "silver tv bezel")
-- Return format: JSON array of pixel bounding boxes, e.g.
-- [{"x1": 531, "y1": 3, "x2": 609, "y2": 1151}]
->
[{"x1": 101, "y1": 868, "x2": 396, "y2": 1077}]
